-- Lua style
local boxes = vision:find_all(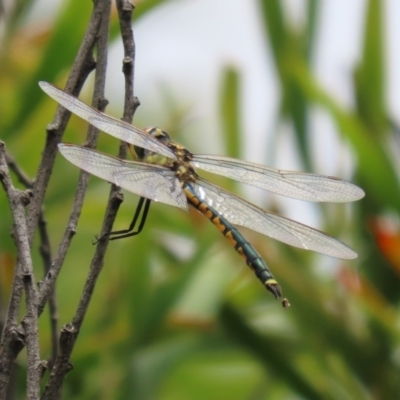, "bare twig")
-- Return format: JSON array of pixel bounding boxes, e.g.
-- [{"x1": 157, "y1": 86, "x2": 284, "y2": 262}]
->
[
  {"x1": 35, "y1": 0, "x2": 110, "y2": 317},
  {"x1": 2, "y1": 0, "x2": 140, "y2": 397},
  {"x1": 41, "y1": 186, "x2": 124, "y2": 399},
  {"x1": 0, "y1": 5, "x2": 99, "y2": 372},
  {"x1": 36, "y1": 2, "x2": 111, "y2": 315},
  {"x1": 42, "y1": 1, "x2": 139, "y2": 396},
  {"x1": 5, "y1": 151, "x2": 34, "y2": 188},
  {"x1": 115, "y1": 0, "x2": 140, "y2": 160},
  {"x1": 5, "y1": 148, "x2": 60, "y2": 369},
  {"x1": 25, "y1": 18, "x2": 100, "y2": 244},
  {"x1": 41, "y1": 0, "x2": 114, "y2": 397},
  {"x1": 117, "y1": 0, "x2": 140, "y2": 121},
  {"x1": 0, "y1": 142, "x2": 41, "y2": 399},
  {"x1": 0, "y1": 152, "x2": 34, "y2": 340},
  {"x1": 0, "y1": 1, "x2": 110, "y2": 398},
  {"x1": 37, "y1": 213, "x2": 58, "y2": 368}
]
